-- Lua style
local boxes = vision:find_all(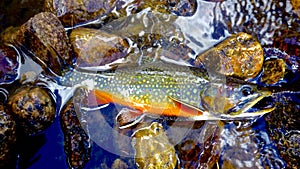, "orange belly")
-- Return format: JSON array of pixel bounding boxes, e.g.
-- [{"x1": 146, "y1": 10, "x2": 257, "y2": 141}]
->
[{"x1": 88, "y1": 89, "x2": 203, "y2": 117}]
